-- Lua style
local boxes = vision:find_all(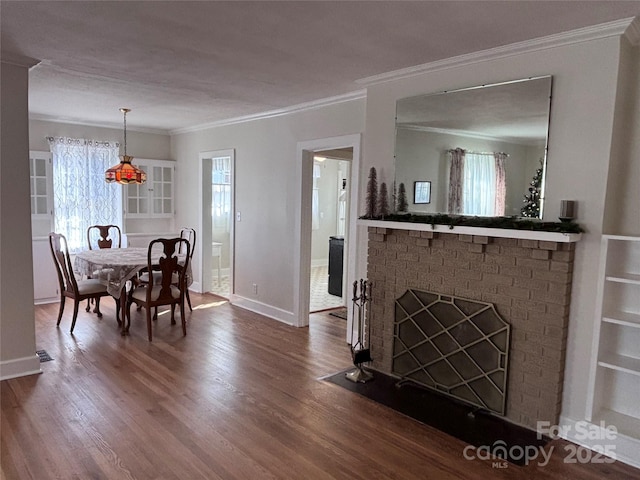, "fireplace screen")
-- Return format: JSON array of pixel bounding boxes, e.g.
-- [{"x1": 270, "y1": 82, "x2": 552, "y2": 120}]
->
[{"x1": 393, "y1": 289, "x2": 510, "y2": 415}]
